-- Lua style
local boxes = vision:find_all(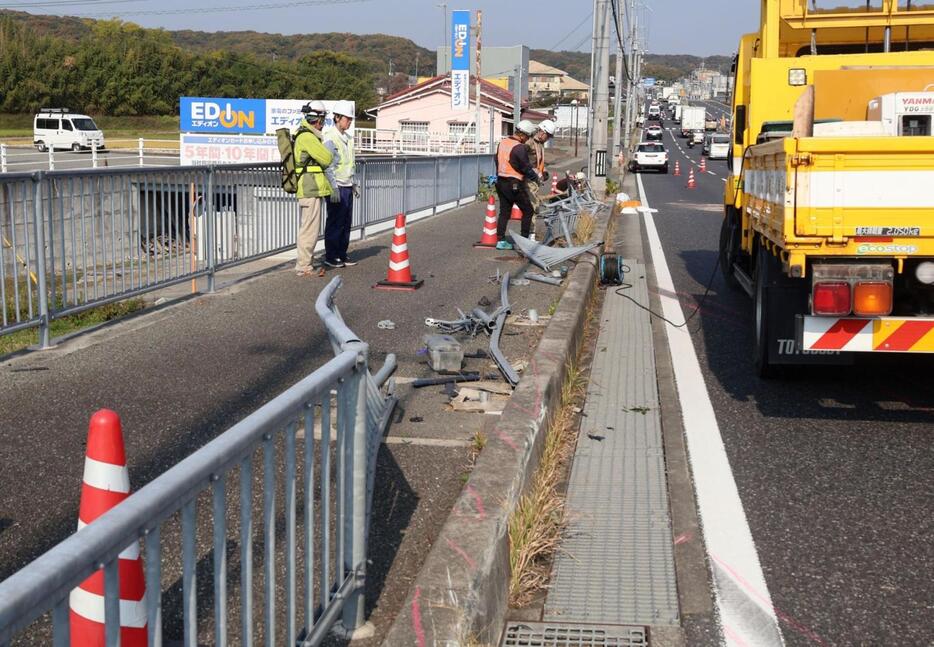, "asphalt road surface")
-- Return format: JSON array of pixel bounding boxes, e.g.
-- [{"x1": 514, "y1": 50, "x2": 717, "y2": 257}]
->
[
  {"x1": 2, "y1": 145, "x2": 179, "y2": 173},
  {"x1": 638, "y1": 124, "x2": 933, "y2": 646}
]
